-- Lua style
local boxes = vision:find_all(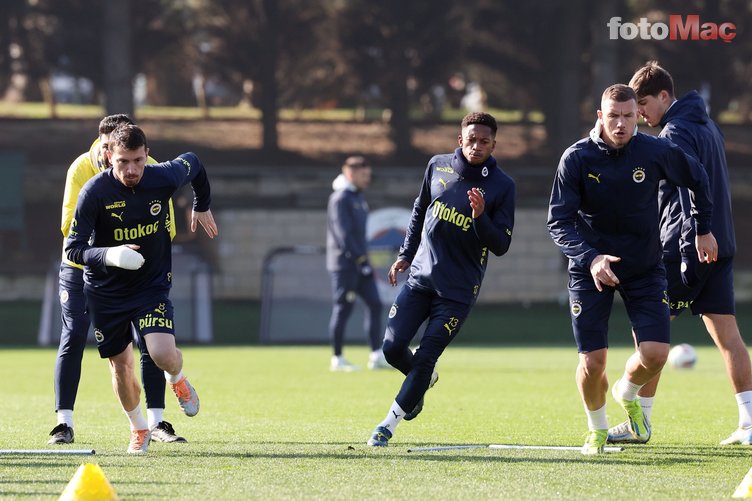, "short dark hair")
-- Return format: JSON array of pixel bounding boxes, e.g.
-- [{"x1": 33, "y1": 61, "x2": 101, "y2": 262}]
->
[
  {"x1": 629, "y1": 61, "x2": 675, "y2": 99},
  {"x1": 109, "y1": 124, "x2": 148, "y2": 151},
  {"x1": 461, "y1": 112, "x2": 497, "y2": 137},
  {"x1": 98, "y1": 114, "x2": 133, "y2": 135},
  {"x1": 342, "y1": 155, "x2": 369, "y2": 169},
  {"x1": 601, "y1": 84, "x2": 637, "y2": 104}
]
